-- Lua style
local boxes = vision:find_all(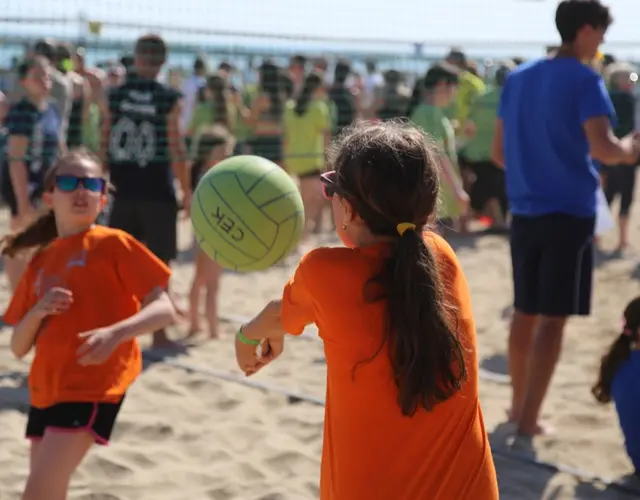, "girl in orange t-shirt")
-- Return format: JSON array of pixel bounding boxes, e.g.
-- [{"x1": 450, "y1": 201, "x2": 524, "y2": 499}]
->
[
  {"x1": 235, "y1": 121, "x2": 499, "y2": 499},
  {"x1": 2, "y1": 148, "x2": 176, "y2": 500}
]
